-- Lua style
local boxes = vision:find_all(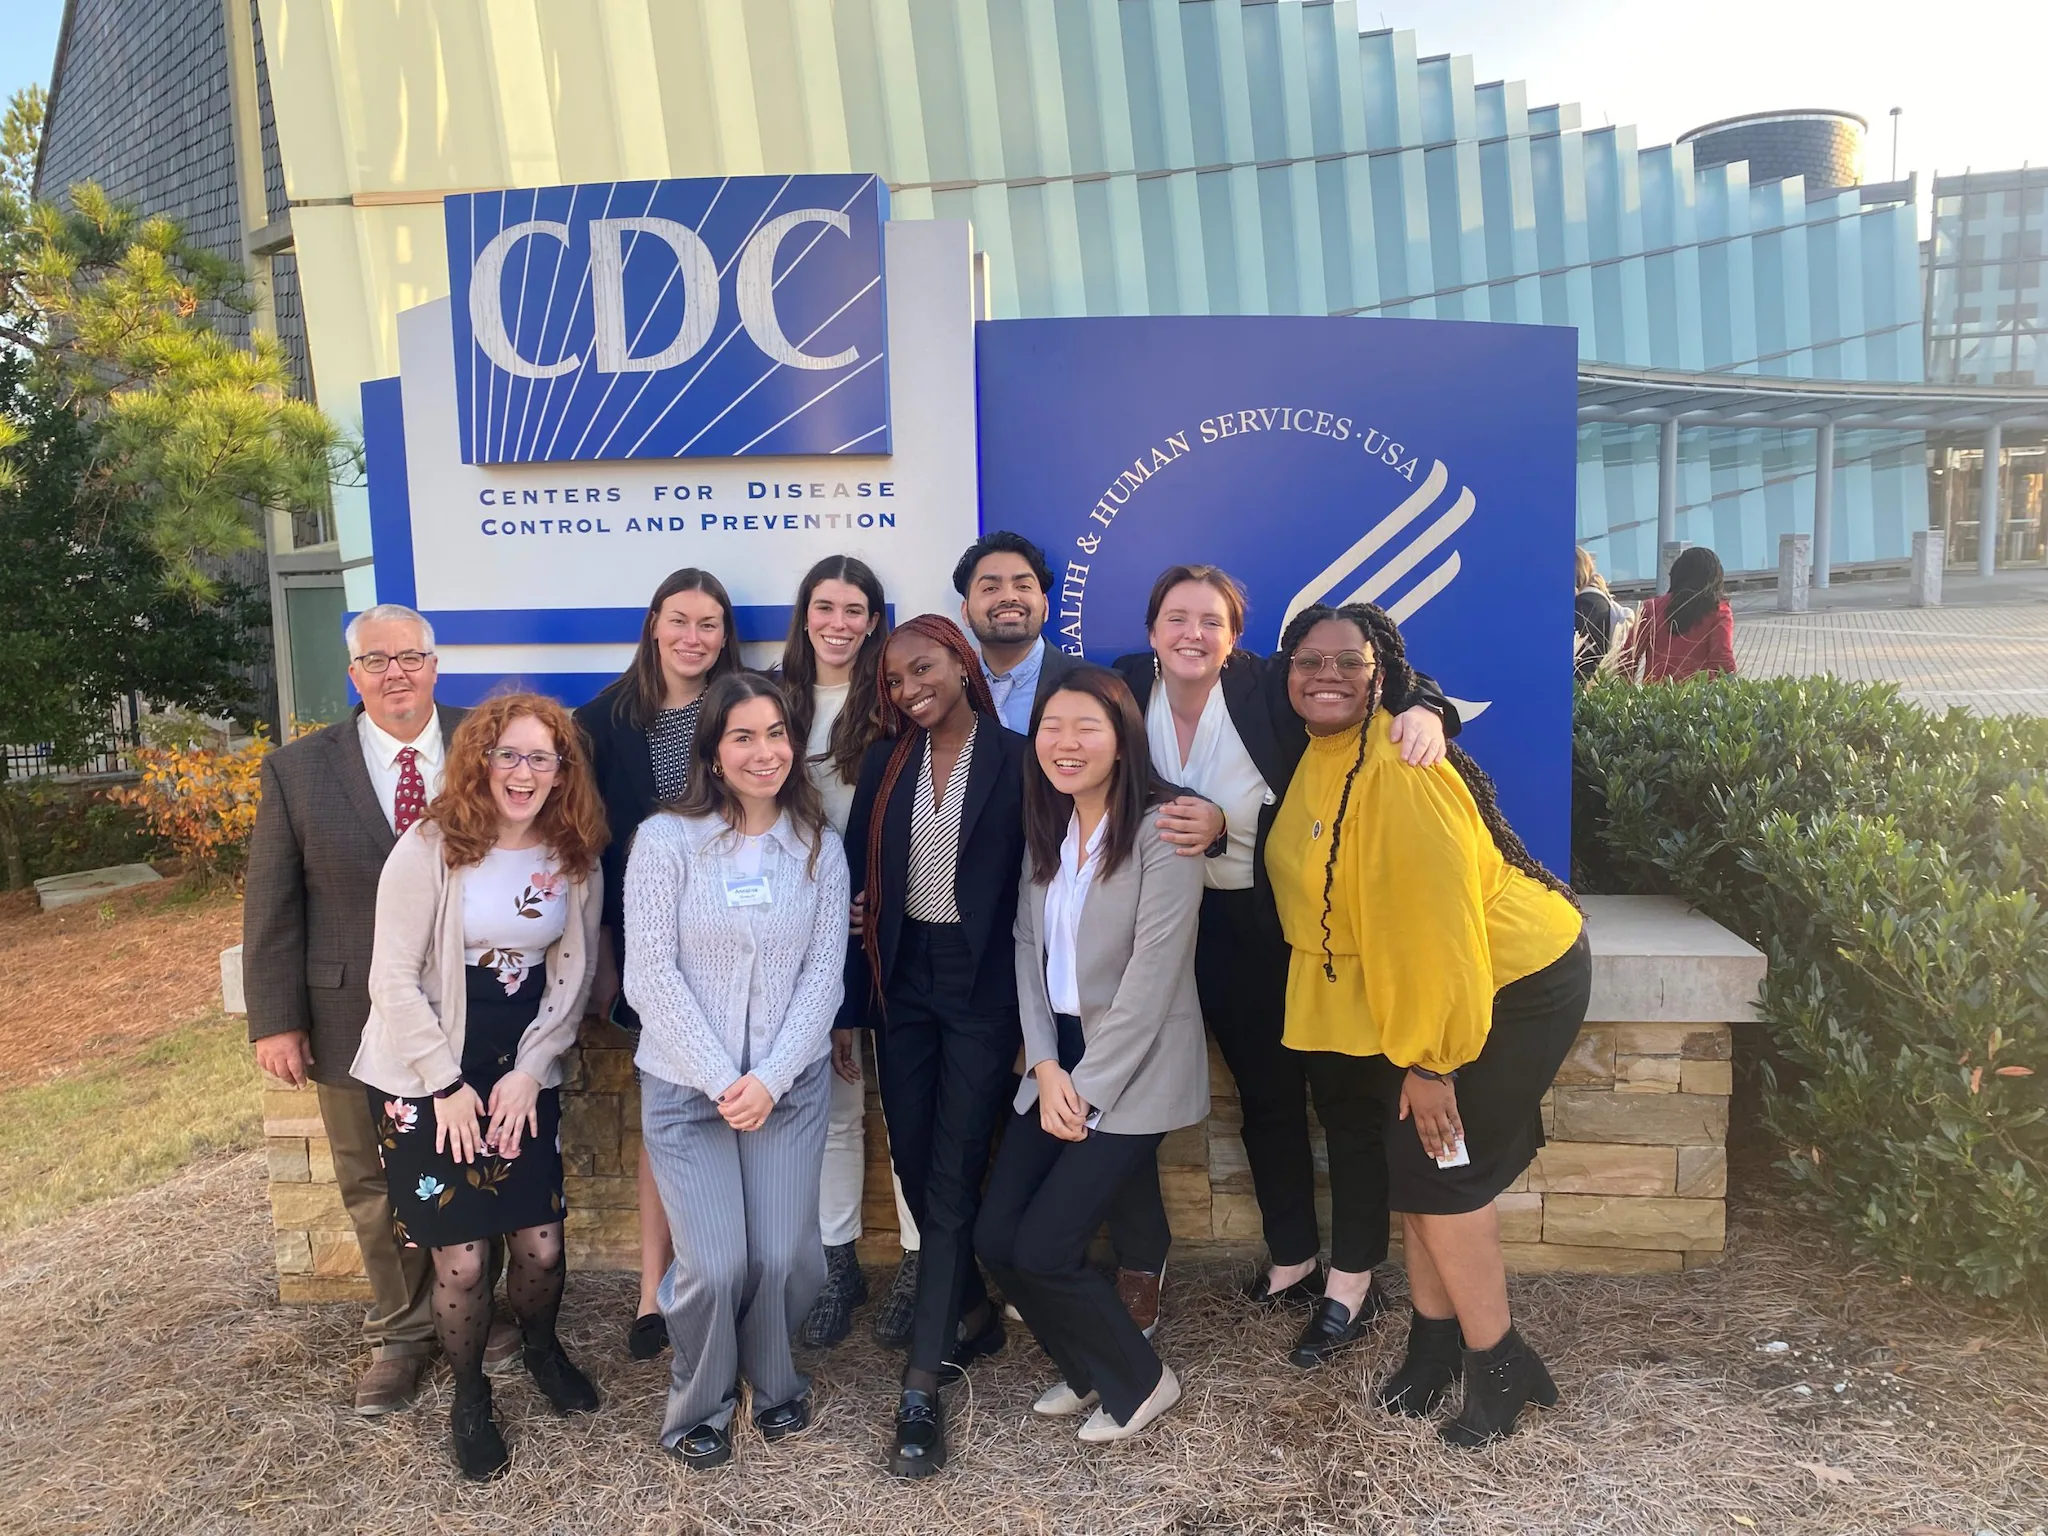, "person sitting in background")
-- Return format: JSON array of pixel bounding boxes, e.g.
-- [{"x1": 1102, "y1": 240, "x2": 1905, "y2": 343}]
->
[
  {"x1": 1572, "y1": 548, "x2": 1631, "y2": 681},
  {"x1": 1614, "y1": 547, "x2": 1735, "y2": 682},
  {"x1": 352, "y1": 693, "x2": 608, "y2": 1480}
]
